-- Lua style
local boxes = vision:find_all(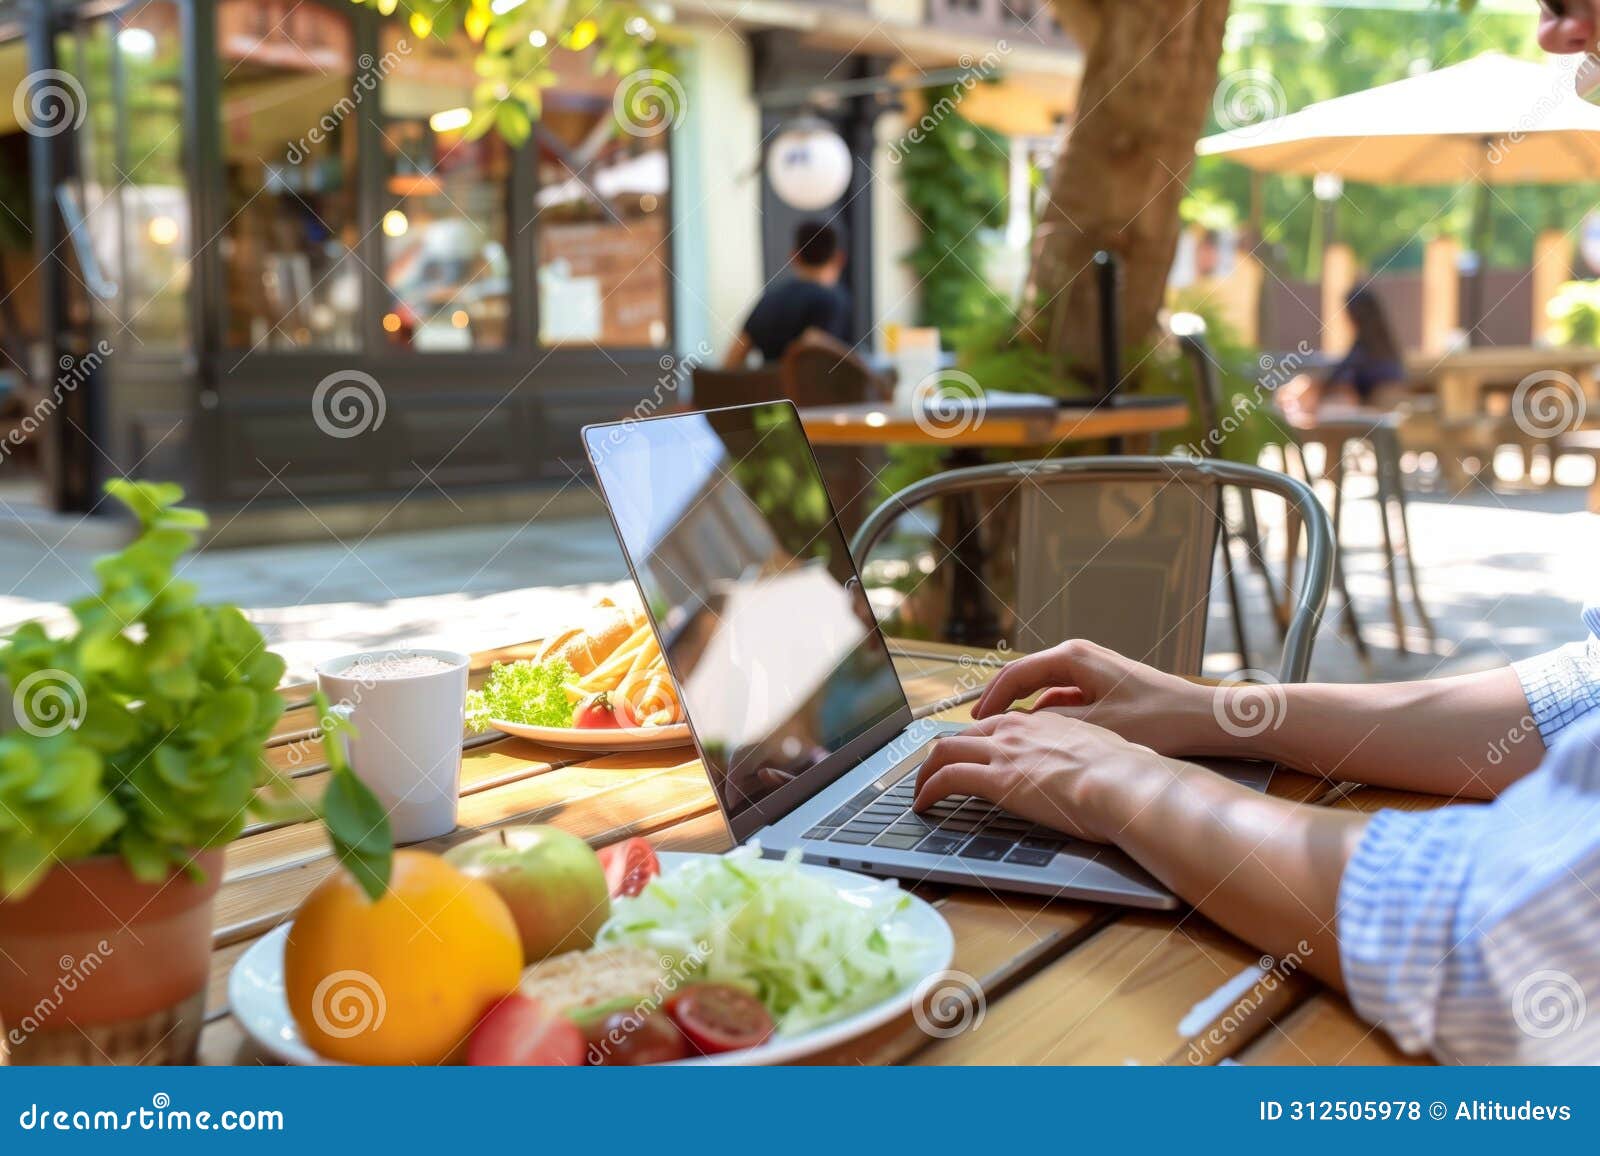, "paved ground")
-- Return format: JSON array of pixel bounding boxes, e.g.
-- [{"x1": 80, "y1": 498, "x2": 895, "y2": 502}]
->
[{"x1": 1, "y1": 453, "x2": 1593, "y2": 686}]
